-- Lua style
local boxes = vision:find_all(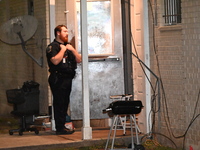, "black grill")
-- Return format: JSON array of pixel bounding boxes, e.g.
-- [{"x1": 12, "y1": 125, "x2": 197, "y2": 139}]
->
[{"x1": 103, "y1": 100, "x2": 143, "y2": 115}]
